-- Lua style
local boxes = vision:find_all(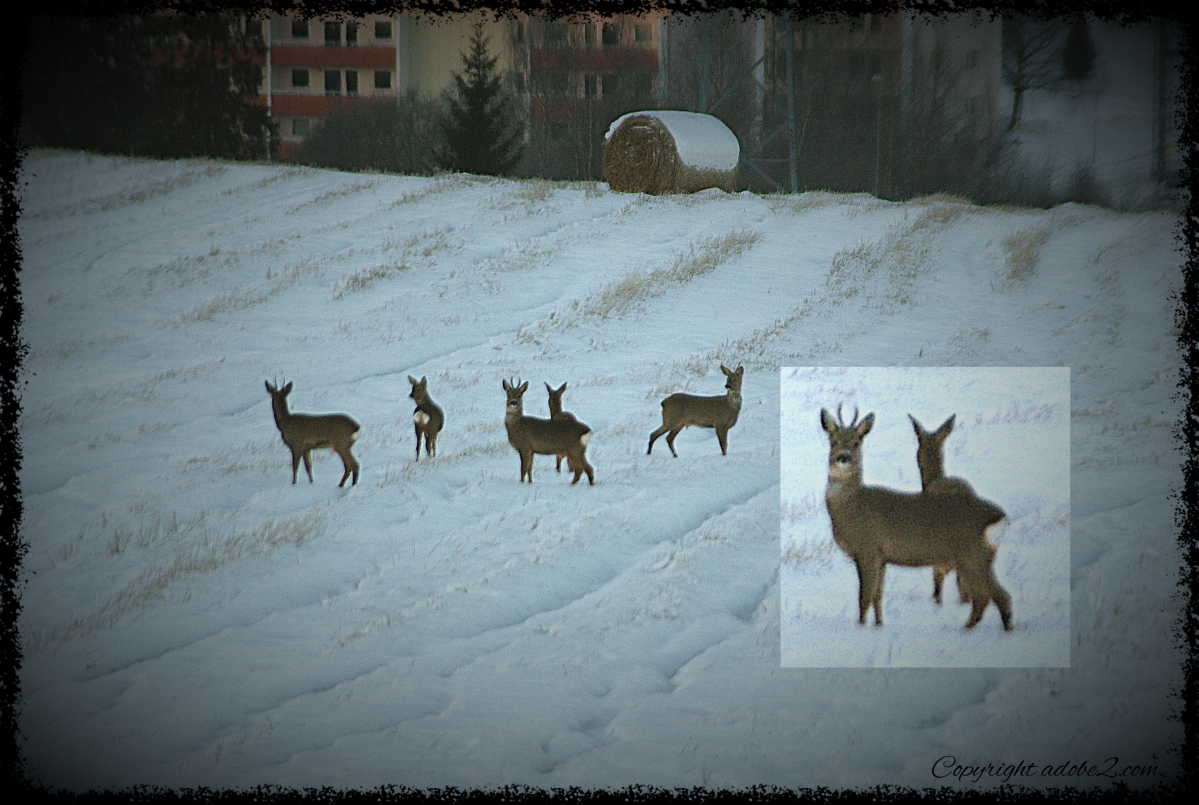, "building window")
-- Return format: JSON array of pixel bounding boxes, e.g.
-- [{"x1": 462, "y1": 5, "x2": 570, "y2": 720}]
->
[
  {"x1": 325, "y1": 70, "x2": 341, "y2": 94},
  {"x1": 325, "y1": 22, "x2": 341, "y2": 45},
  {"x1": 634, "y1": 23, "x2": 652, "y2": 44},
  {"x1": 346, "y1": 70, "x2": 358, "y2": 94},
  {"x1": 291, "y1": 19, "x2": 308, "y2": 39},
  {"x1": 547, "y1": 72, "x2": 569, "y2": 97},
  {"x1": 584, "y1": 25, "x2": 596, "y2": 48},
  {"x1": 542, "y1": 22, "x2": 568, "y2": 47},
  {"x1": 375, "y1": 21, "x2": 392, "y2": 40},
  {"x1": 602, "y1": 23, "x2": 619, "y2": 47},
  {"x1": 374, "y1": 70, "x2": 391, "y2": 89},
  {"x1": 245, "y1": 19, "x2": 263, "y2": 40},
  {"x1": 291, "y1": 118, "x2": 309, "y2": 137},
  {"x1": 291, "y1": 69, "x2": 309, "y2": 88},
  {"x1": 346, "y1": 22, "x2": 358, "y2": 45}
]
